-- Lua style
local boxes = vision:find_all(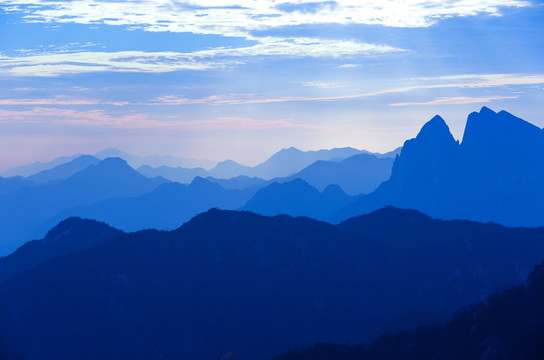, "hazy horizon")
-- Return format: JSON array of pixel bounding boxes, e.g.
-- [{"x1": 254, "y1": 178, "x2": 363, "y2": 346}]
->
[{"x1": 1, "y1": 1, "x2": 543, "y2": 169}]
